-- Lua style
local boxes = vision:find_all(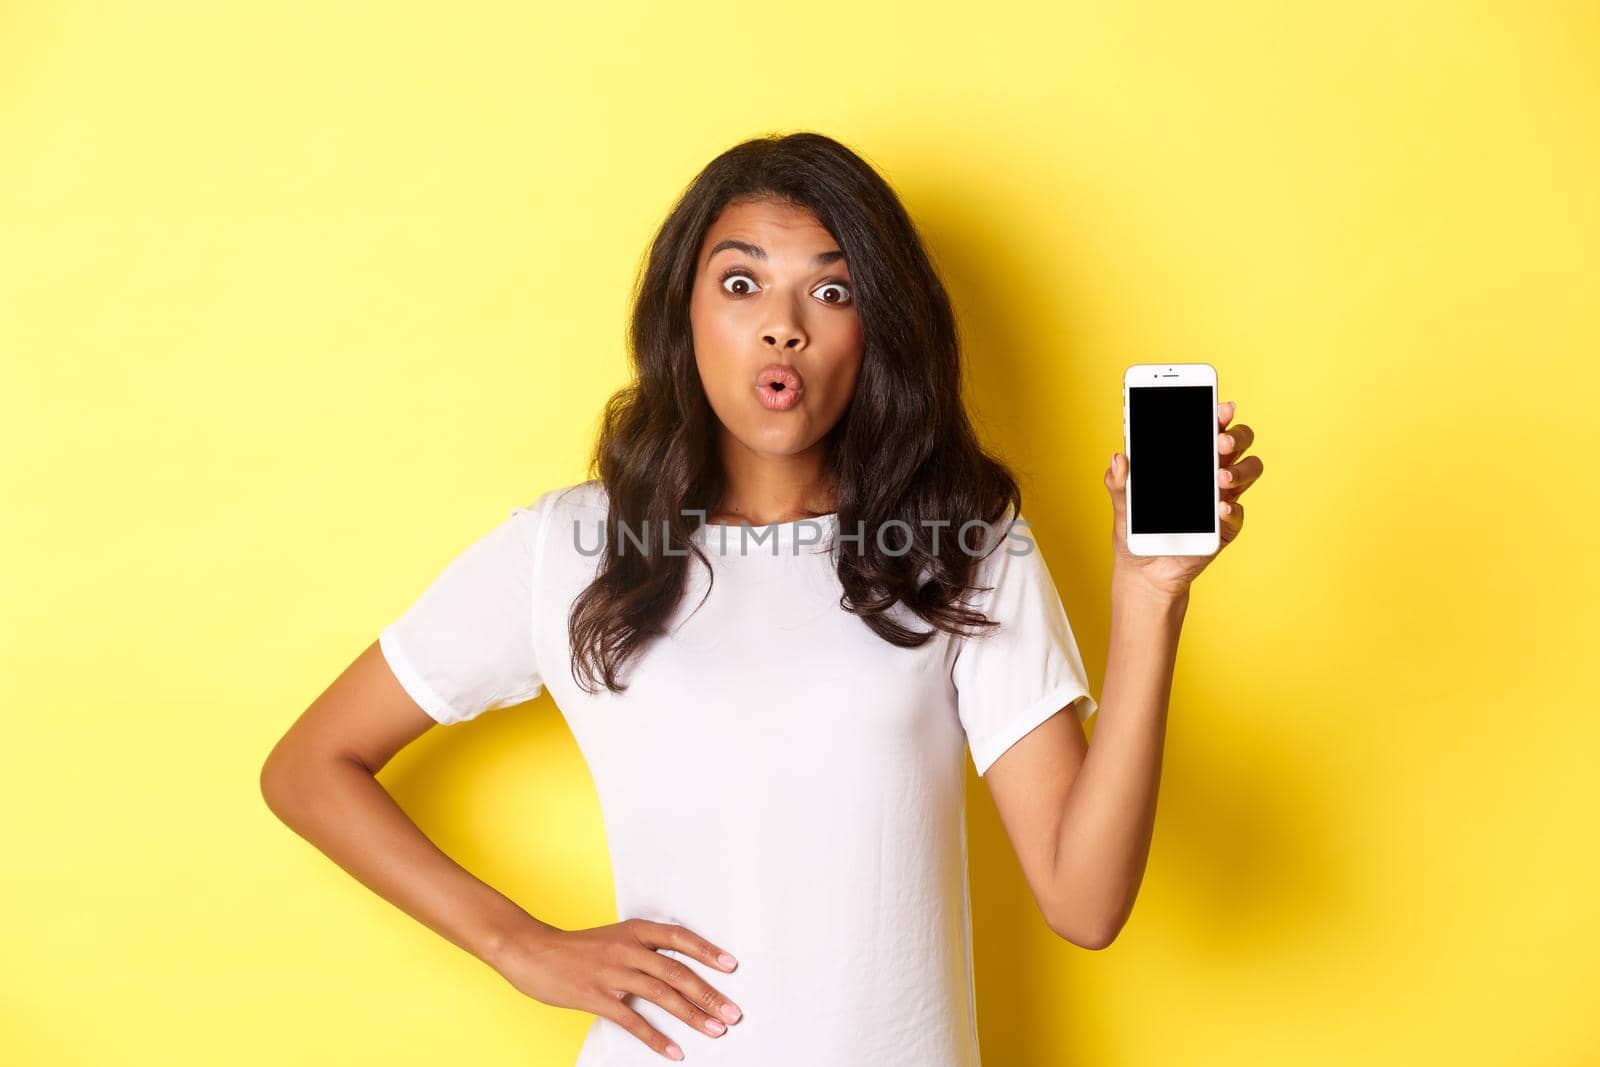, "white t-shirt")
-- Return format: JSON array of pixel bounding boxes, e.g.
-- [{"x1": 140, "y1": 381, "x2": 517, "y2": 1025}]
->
[{"x1": 378, "y1": 479, "x2": 1097, "y2": 1066}]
